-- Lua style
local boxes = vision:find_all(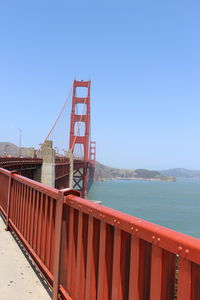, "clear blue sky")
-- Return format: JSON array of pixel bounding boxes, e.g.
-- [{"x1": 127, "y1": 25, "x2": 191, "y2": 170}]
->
[{"x1": 0, "y1": 1, "x2": 200, "y2": 170}]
